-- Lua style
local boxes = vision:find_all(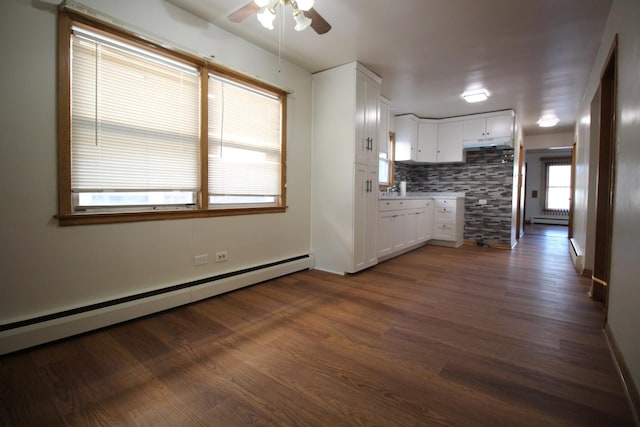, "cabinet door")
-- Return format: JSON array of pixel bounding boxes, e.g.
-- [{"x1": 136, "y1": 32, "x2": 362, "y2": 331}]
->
[
  {"x1": 378, "y1": 211, "x2": 394, "y2": 257},
  {"x1": 364, "y1": 77, "x2": 380, "y2": 166},
  {"x1": 364, "y1": 167, "x2": 379, "y2": 265},
  {"x1": 437, "y1": 121, "x2": 464, "y2": 162},
  {"x1": 486, "y1": 114, "x2": 513, "y2": 139},
  {"x1": 395, "y1": 115, "x2": 418, "y2": 161},
  {"x1": 417, "y1": 201, "x2": 434, "y2": 242},
  {"x1": 391, "y1": 212, "x2": 406, "y2": 251},
  {"x1": 462, "y1": 117, "x2": 487, "y2": 140},
  {"x1": 354, "y1": 73, "x2": 368, "y2": 165},
  {"x1": 417, "y1": 122, "x2": 437, "y2": 162},
  {"x1": 404, "y1": 210, "x2": 419, "y2": 246},
  {"x1": 353, "y1": 165, "x2": 378, "y2": 272},
  {"x1": 355, "y1": 72, "x2": 380, "y2": 165}
]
